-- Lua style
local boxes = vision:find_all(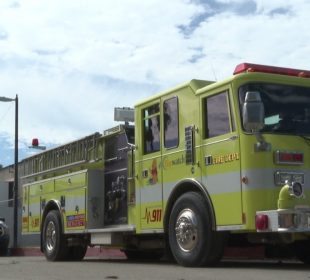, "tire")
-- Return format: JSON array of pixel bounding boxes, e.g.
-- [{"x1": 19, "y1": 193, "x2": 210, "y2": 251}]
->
[
  {"x1": 0, "y1": 238, "x2": 9, "y2": 256},
  {"x1": 168, "y1": 192, "x2": 226, "y2": 267},
  {"x1": 42, "y1": 210, "x2": 68, "y2": 261},
  {"x1": 295, "y1": 240, "x2": 310, "y2": 264},
  {"x1": 0, "y1": 222, "x2": 9, "y2": 256},
  {"x1": 0, "y1": 246, "x2": 8, "y2": 256}
]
